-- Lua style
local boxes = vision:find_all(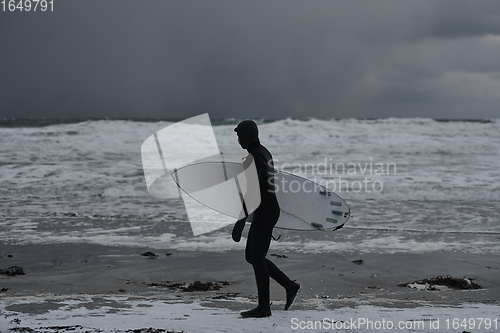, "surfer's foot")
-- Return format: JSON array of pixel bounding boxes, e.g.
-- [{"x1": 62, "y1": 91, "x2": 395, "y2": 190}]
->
[
  {"x1": 232, "y1": 217, "x2": 246, "y2": 242},
  {"x1": 240, "y1": 306, "x2": 271, "y2": 318},
  {"x1": 285, "y1": 281, "x2": 301, "y2": 310}
]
